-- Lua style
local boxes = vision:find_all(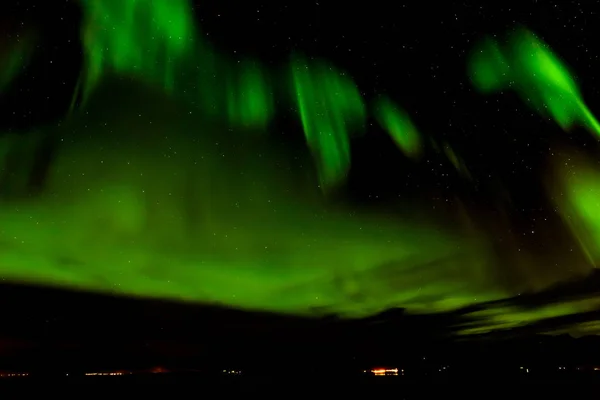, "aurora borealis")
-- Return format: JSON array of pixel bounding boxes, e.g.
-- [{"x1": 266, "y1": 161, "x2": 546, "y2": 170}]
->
[{"x1": 2, "y1": 0, "x2": 600, "y2": 337}]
